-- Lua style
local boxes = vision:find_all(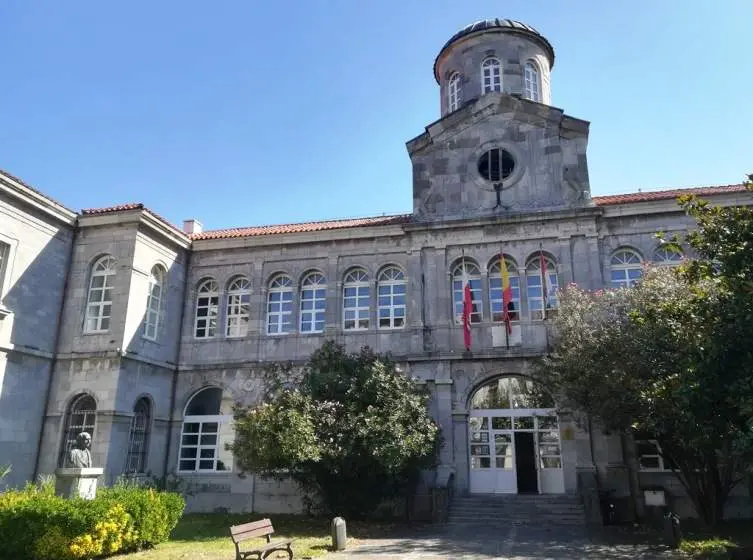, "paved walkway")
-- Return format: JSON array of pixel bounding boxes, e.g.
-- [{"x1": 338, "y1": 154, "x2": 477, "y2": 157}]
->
[{"x1": 328, "y1": 524, "x2": 681, "y2": 560}]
